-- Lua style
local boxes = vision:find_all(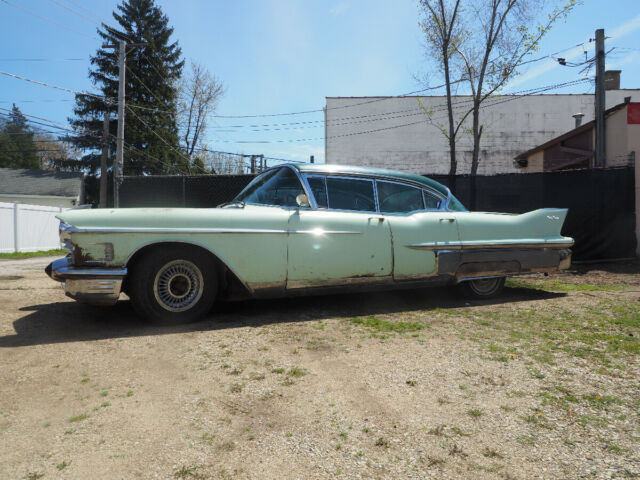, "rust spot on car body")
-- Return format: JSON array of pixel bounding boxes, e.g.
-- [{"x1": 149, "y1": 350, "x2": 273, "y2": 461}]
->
[{"x1": 72, "y1": 243, "x2": 95, "y2": 266}]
